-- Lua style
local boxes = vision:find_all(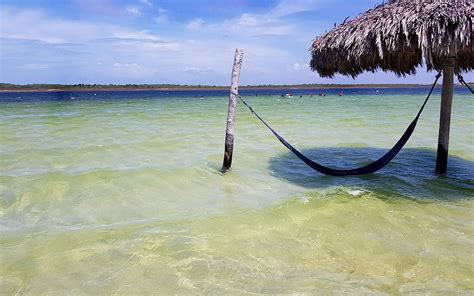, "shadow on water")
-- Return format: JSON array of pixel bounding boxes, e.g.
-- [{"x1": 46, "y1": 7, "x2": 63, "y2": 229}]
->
[{"x1": 268, "y1": 147, "x2": 474, "y2": 201}]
